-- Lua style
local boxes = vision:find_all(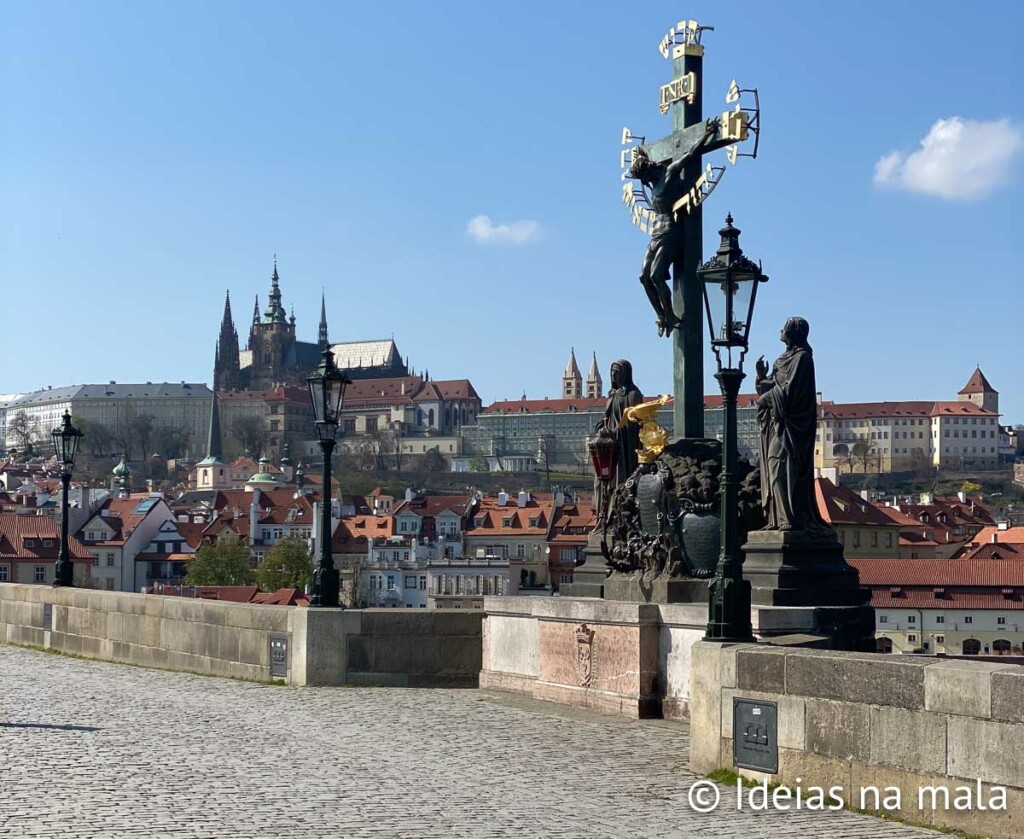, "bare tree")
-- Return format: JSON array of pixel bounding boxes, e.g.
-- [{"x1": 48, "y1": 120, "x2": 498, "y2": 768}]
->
[
  {"x1": 851, "y1": 440, "x2": 876, "y2": 474},
  {"x1": 8, "y1": 410, "x2": 39, "y2": 451},
  {"x1": 230, "y1": 415, "x2": 265, "y2": 457}
]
